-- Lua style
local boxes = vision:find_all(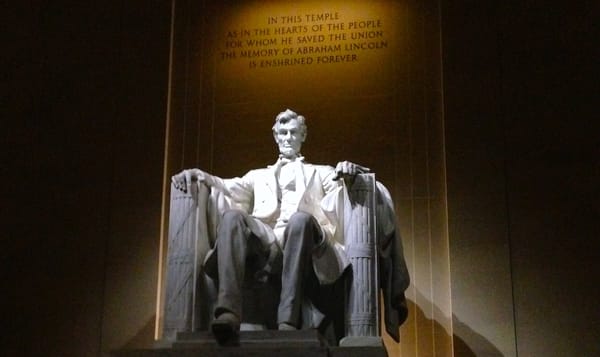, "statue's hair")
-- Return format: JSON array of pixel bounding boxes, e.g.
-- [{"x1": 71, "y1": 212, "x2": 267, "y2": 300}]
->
[{"x1": 272, "y1": 109, "x2": 307, "y2": 137}]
